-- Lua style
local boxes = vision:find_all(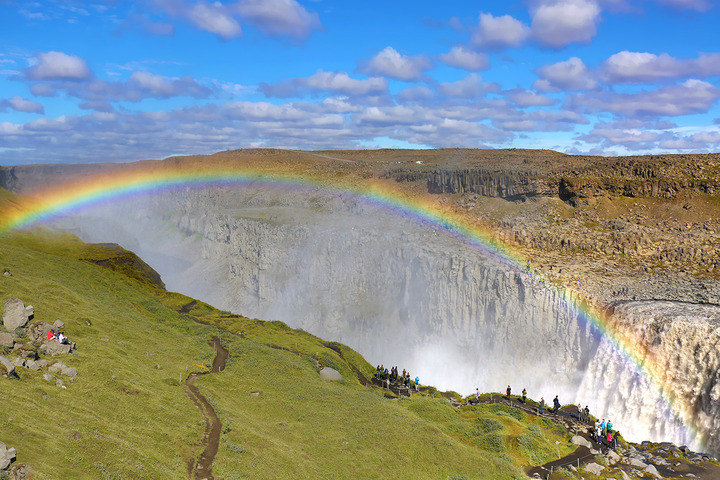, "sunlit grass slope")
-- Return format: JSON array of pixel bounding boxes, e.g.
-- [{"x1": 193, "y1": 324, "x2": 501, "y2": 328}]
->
[{"x1": 0, "y1": 220, "x2": 574, "y2": 479}]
